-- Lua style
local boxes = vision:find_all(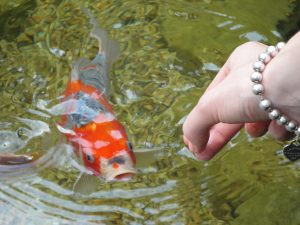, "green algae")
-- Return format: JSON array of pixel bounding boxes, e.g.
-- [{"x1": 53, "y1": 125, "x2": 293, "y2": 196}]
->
[{"x1": 0, "y1": 0, "x2": 299, "y2": 224}]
